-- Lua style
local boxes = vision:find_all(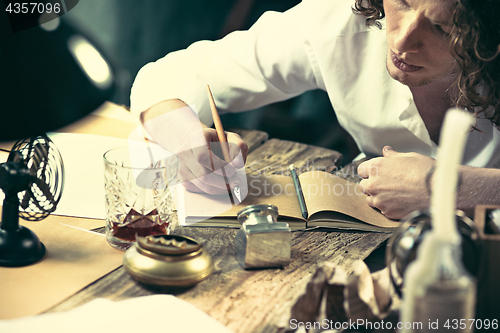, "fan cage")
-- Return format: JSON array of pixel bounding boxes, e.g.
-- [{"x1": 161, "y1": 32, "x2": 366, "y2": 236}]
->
[{"x1": 11, "y1": 135, "x2": 64, "y2": 221}]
